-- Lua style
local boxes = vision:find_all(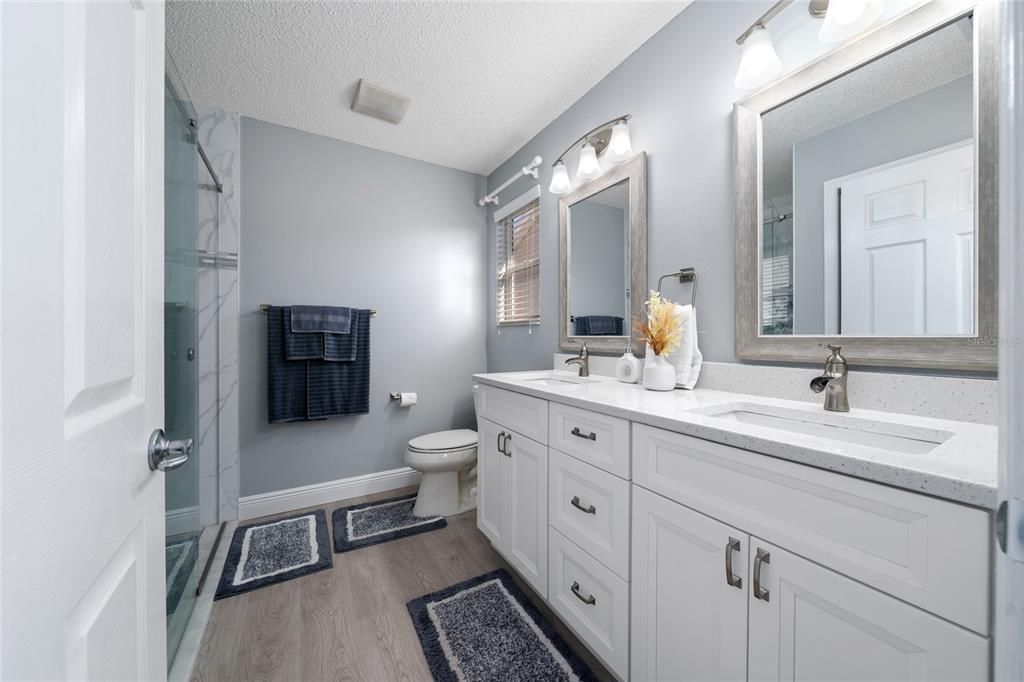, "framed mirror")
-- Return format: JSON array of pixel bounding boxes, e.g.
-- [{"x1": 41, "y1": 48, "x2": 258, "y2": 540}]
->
[
  {"x1": 559, "y1": 152, "x2": 647, "y2": 354},
  {"x1": 734, "y1": 0, "x2": 997, "y2": 370}
]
